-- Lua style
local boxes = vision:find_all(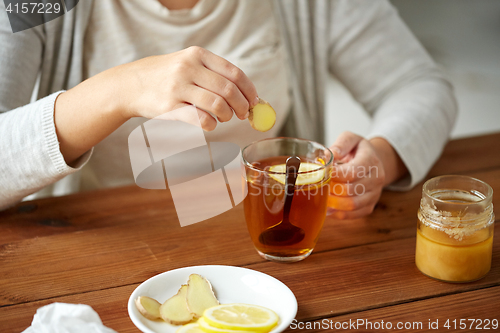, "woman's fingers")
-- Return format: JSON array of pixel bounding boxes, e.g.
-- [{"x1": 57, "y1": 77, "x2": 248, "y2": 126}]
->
[
  {"x1": 329, "y1": 131, "x2": 363, "y2": 160},
  {"x1": 326, "y1": 132, "x2": 387, "y2": 220},
  {"x1": 182, "y1": 85, "x2": 234, "y2": 123},
  {"x1": 329, "y1": 176, "x2": 373, "y2": 197},
  {"x1": 196, "y1": 109, "x2": 218, "y2": 131},
  {"x1": 196, "y1": 47, "x2": 259, "y2": 111},
  {"x1": 192, "y1": 67, "x2": 250, "y2": 120},
  {"x1": 332, "y1": 140, "x2": 383, "y2": 183},
  {"x1": 123, "y1": 47, "x2": 258, "y2": 130},
  {"x1": 327, "y1": 188, "x2": 380, "y2": 212},
  {"x1": 159, "y1": 102, "x2": 218, "y2": 131}
]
